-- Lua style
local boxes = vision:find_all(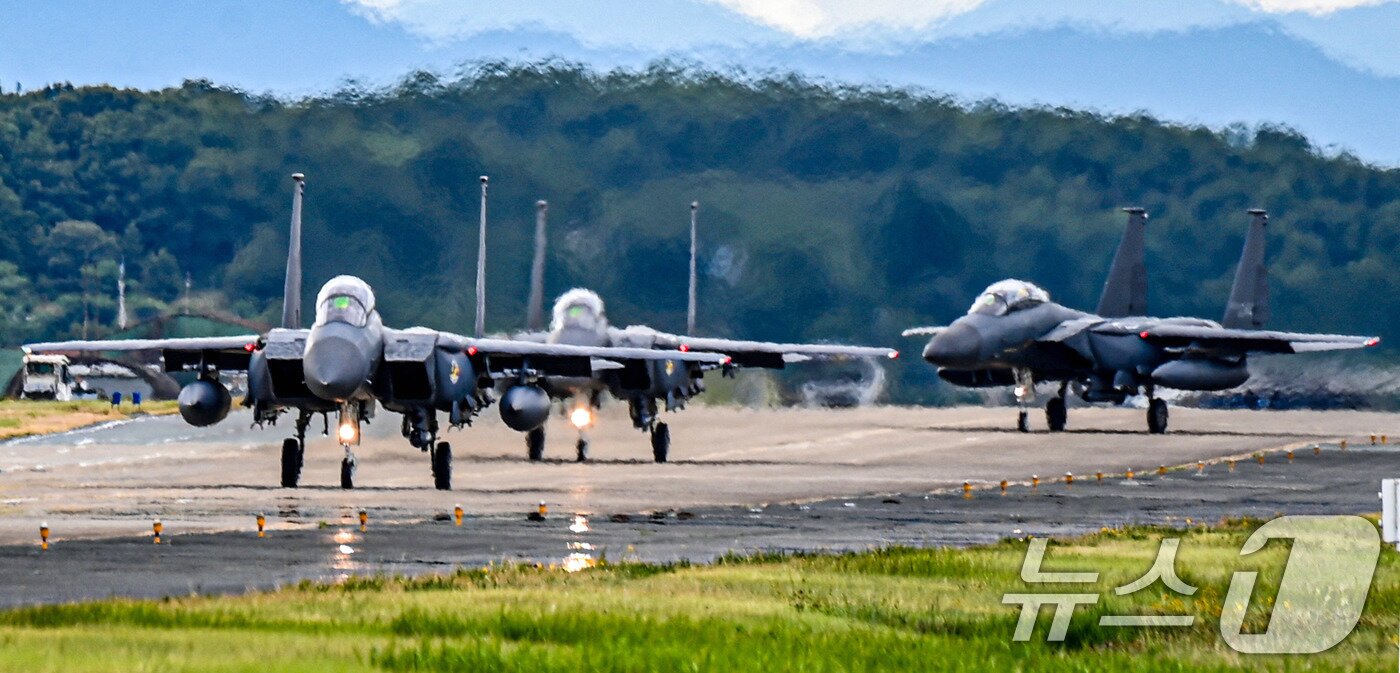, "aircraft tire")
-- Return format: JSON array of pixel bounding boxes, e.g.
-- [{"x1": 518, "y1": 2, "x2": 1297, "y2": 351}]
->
[
  {"x1": 527, "y1": 428, "x2": 545, "y2": 461},
  {"x1": 280, "y1": 438, "x2": 303, "y2": 488},
  {"x1": 575, "y1": 438, "x2": 589, "y2": 463},
  {"x1": 432, "y1": 442, "x2": 452, "y2": 490},
  {"x1": 1016, "y1": 410, "x2": 1030, "y2": 433},
  {"x1": 1046, "y1": 398, "x2": 1067, "y2": 432},
  {"x1": 1147, "y1": 399, "x2": 1169, "y2": 434},
  {"x1": 651, "y1": 422, "x2": 670, "y2": 463},
  {"x1": 340, "y1": 457, "x2": 356, "y2": 489}
]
